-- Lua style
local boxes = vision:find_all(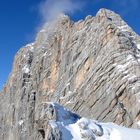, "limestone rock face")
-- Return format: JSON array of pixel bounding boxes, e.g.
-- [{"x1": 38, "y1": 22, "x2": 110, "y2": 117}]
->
[{"x1": 0, "y1": 9, "x2": 140, "y2": 139}]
